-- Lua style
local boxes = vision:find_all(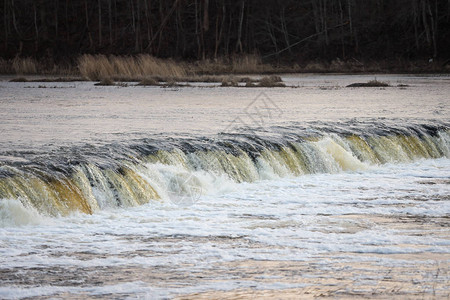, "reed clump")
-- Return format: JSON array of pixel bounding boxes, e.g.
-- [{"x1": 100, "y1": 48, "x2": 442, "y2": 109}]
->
[
  {"x1": 220, "y1": 75, "x2": 285, "y2": 88},
  {"x1": 12, "y1": 57, "x2": 39, "y2": 74},
  {"x1": 0, "y1": 58, "x2": 13, "y2": 74},
  {"x1": 346, "y1": 79, "x2": 390, "y2": 87},
  {"x1": 137, "y1": 77, "x2": 160, "y2": 86},
  {"x1": 221, "y1": 76, "x2": 239, "y2": 87},
  {"x1": 78, "y1": 54, "x2": 189, "y2": 81},
  {"x1": 257, "y1": 75, "x2": 285, "y2": 87},
  {"x1": 1, "y1": 57, "x2": 77, "y2": 76},
  {"x1": 161, "y1": 80, "x2": 191, "y2": 88}
]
